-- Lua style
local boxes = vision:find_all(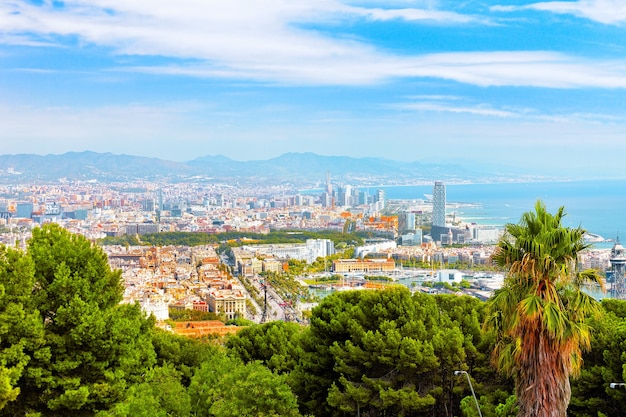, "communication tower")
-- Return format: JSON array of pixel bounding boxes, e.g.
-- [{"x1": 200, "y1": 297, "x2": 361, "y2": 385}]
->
[{"x1": 610, "y1": 238, "x2": 626, "y2": 299}]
